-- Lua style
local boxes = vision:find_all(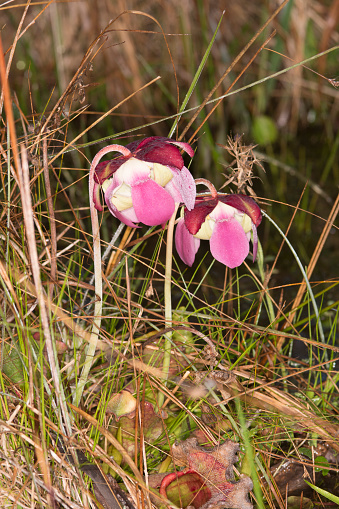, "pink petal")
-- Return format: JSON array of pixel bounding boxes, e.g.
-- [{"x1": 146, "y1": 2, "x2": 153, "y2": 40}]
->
[
  {"x1": 131, "y1": 180, "x2": 175, "y2": 226},
  {"x1": 209, "y1": 201, "x2": 236, "y2": 221},
  {"x1": 175, "y1": 218, "x2": 200, "y2": 266},
  {"x1": 210, "y1": 220, "x2": 249, "y2": 268},
  {"x1": 164, "y1": 174, "x2": 183, "y2": 204},
  {"x1": 106, "y1": 202, "x2": 139, "y2": 227},
  {"x1": 112, "y1": 207, "x2": 140, "y2": 227},
  {"x1": 172, "y1": 166, "x2": 196, "y2": 210}
]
